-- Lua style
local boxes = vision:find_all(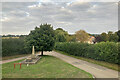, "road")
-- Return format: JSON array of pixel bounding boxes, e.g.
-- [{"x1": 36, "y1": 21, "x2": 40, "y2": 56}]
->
[{"x1": 1, "y1": 51, "x2": 119, "y2": 79}]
